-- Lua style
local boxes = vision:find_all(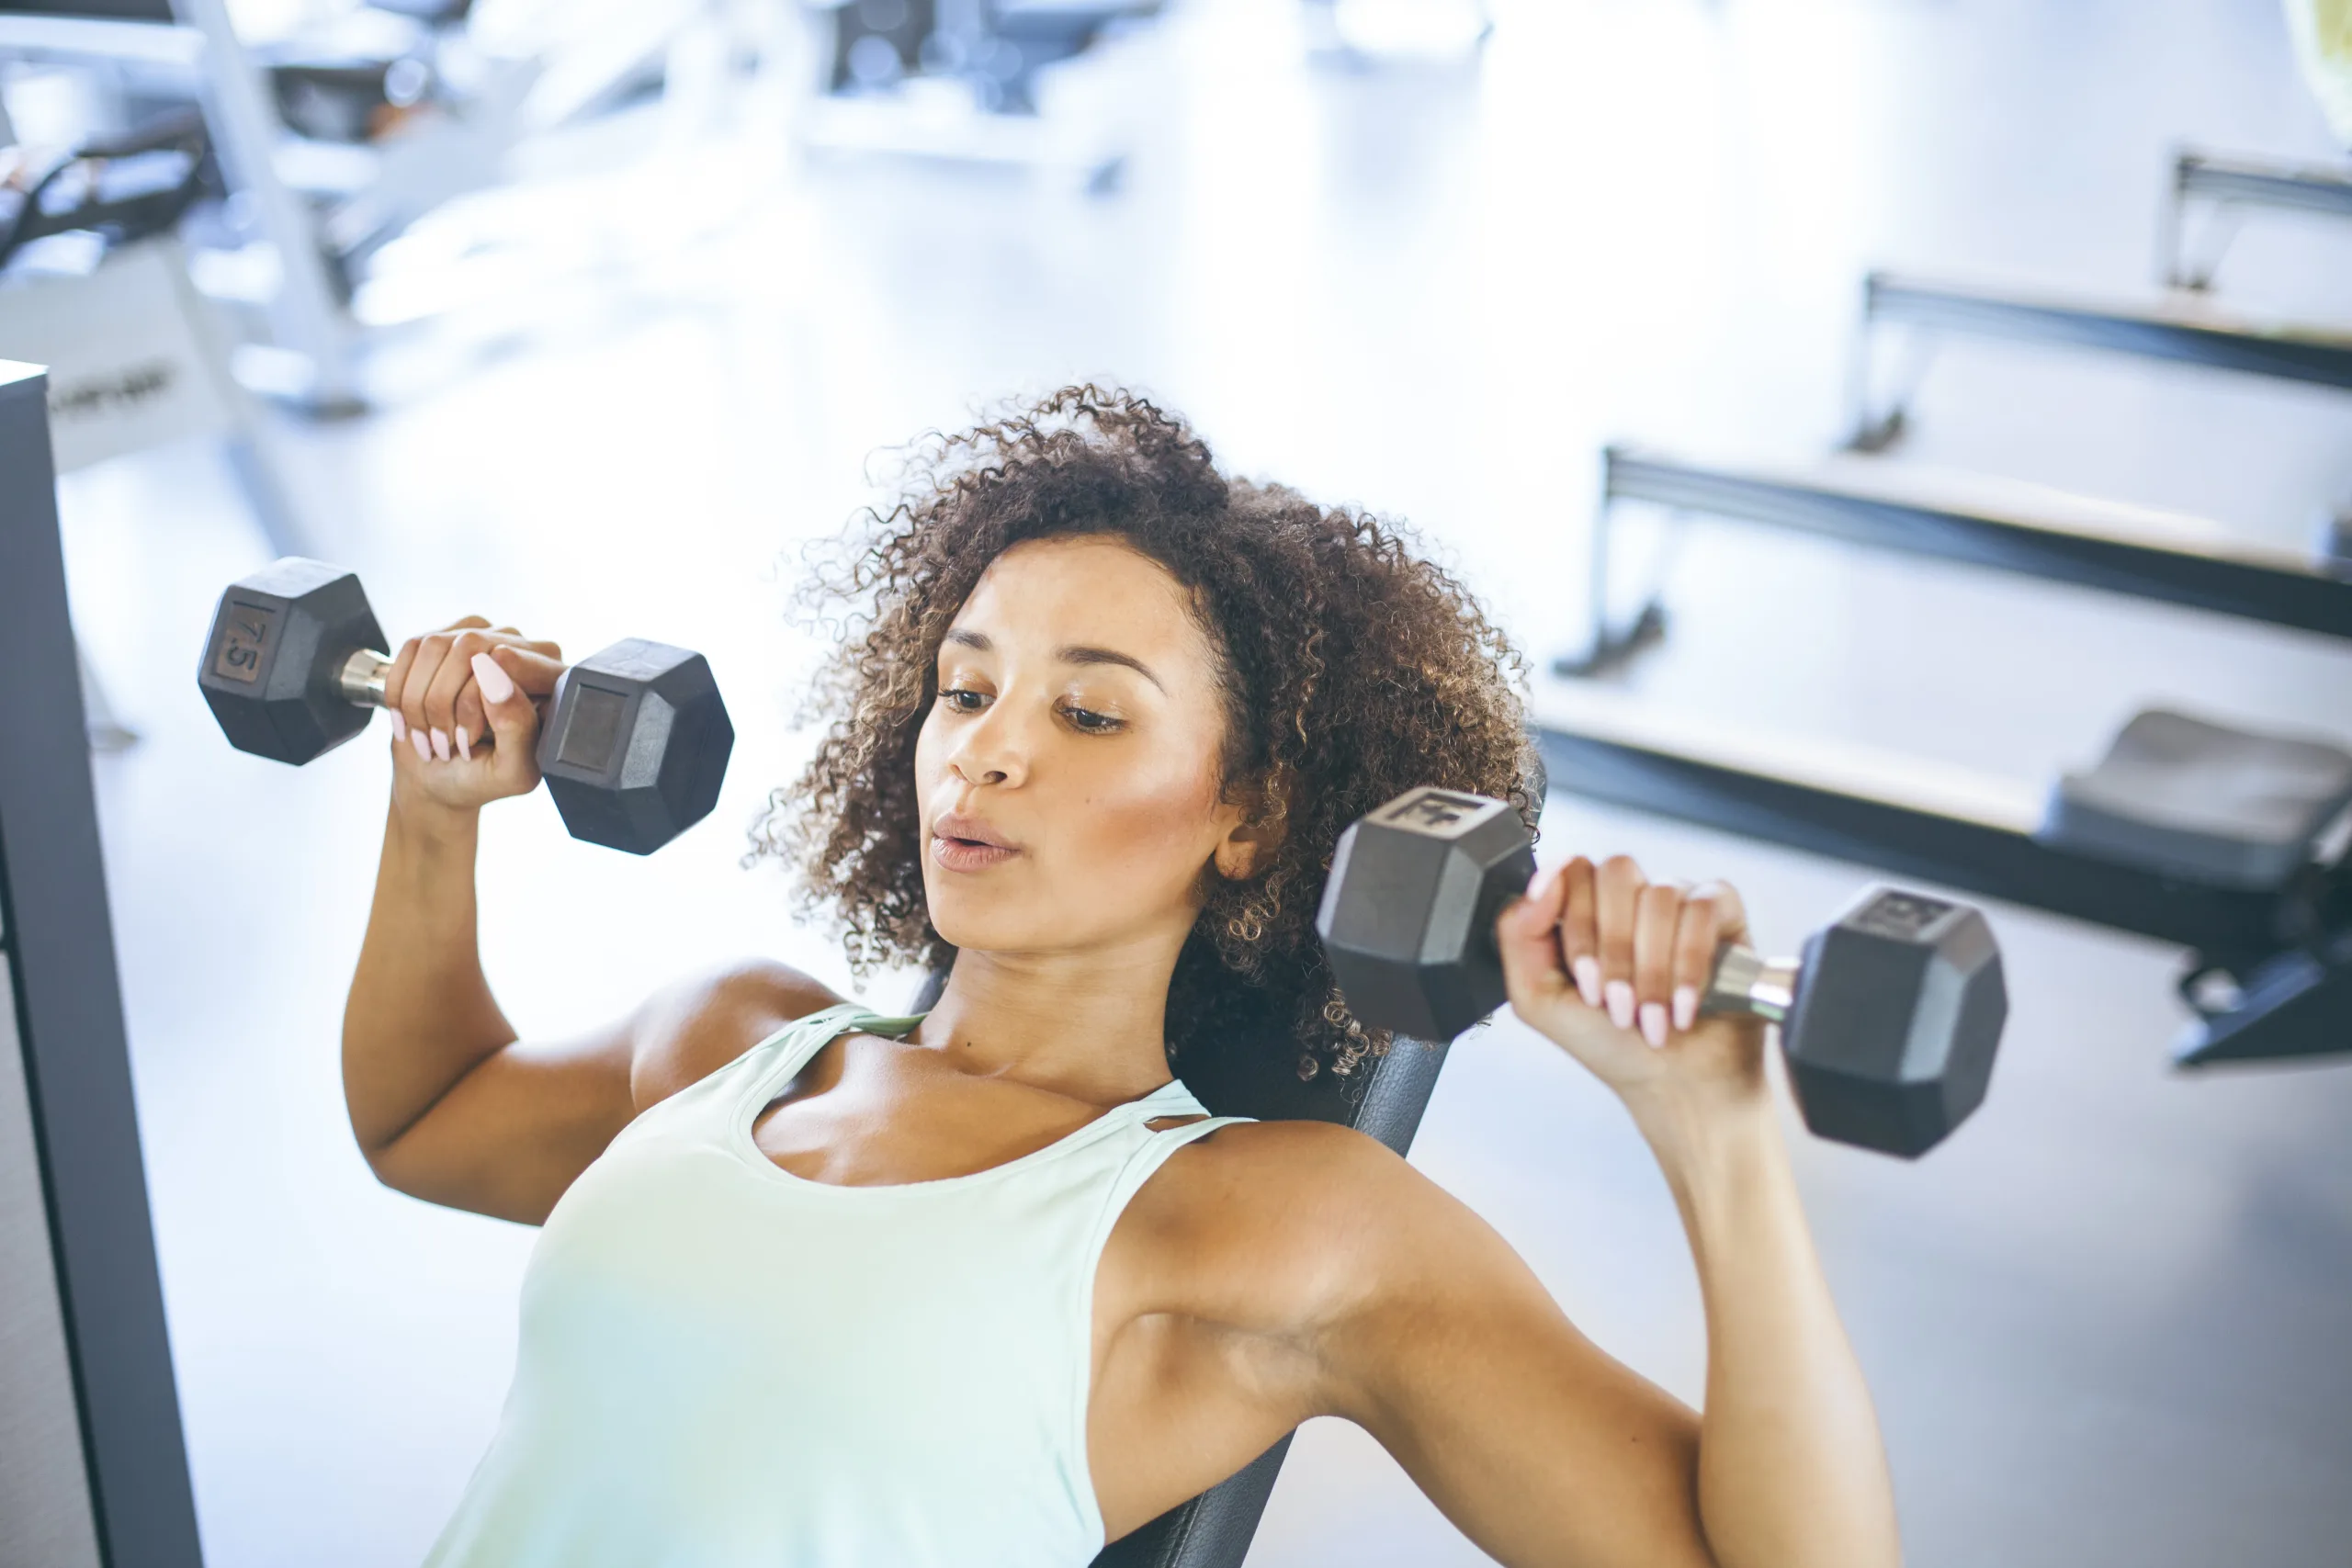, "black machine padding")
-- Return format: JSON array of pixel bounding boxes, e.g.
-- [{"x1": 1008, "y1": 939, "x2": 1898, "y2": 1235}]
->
[
  {"x1": 906, "y1": 966, "x2": 1453, "y2": 1568},
  {"x1": 2040, "y1": 707, "x2": 2352, "y2": 890}
]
